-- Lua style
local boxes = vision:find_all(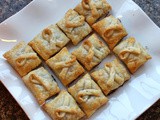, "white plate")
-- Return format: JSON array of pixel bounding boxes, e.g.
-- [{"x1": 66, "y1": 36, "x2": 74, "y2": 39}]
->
[{"x1": 0, "y1": 0, "x2": 160, "y2": 120}]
